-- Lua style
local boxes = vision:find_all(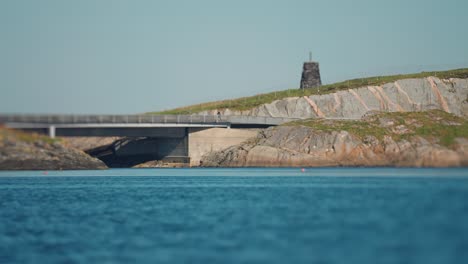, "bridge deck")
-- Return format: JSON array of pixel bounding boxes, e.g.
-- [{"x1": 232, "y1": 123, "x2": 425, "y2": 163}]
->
[
  {"x1": 0, "y1": 114, "x2": 302, "y2": 137},
  {"x1": 0, "y1": 114, "x2": 298, "y2": 127}
]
